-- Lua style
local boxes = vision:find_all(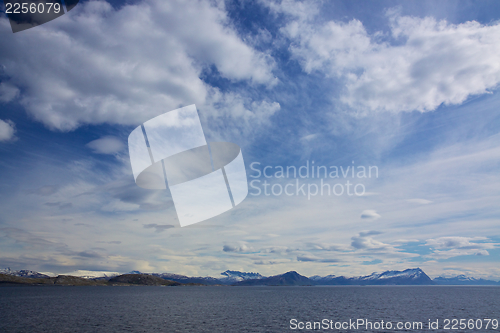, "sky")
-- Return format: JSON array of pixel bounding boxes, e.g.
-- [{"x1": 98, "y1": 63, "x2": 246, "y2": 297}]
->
[{"x1": 1, "y1": 0, "x2": 500, "y2": 280}]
